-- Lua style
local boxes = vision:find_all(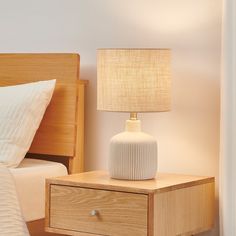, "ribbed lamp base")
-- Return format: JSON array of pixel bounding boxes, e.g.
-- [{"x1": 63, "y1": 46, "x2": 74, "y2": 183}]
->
[{"x1": 109, "y1": 120, "x2": 157, "y2": 180}]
